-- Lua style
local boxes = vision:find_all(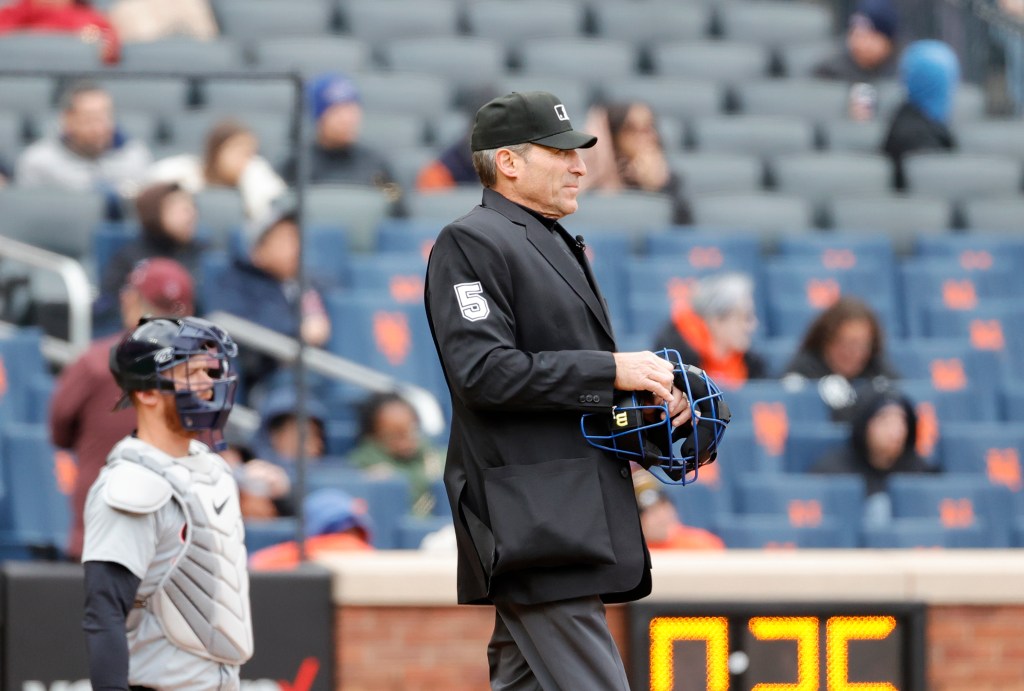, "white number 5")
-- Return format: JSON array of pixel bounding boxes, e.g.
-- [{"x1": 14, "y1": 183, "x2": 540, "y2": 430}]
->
[{"x1": 454, "y1": 282, "x2": 489, "y2": 322}]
